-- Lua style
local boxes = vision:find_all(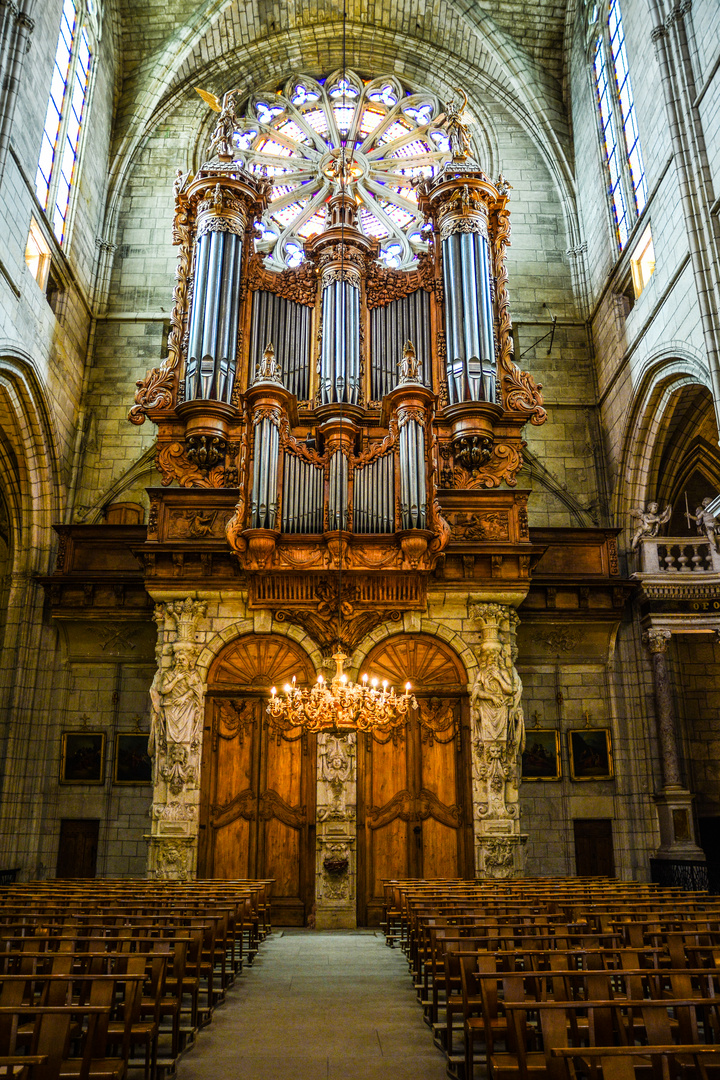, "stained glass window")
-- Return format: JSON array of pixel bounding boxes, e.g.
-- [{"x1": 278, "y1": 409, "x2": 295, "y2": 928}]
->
[
  {"x1": 233, "y1": 71, "x2": 452, "y2": 270},
  {"x1": 608, "y1": 0, "x2": 647, "y2": 214},
  {"x1": 34, "y1": 0, "x2": 93, "y2": 245},
  {"x1": 591, "y1": 0, "x2": 646, "y2": 251}
]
